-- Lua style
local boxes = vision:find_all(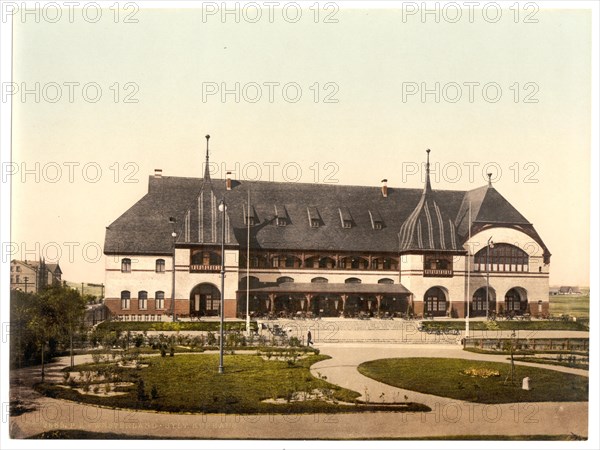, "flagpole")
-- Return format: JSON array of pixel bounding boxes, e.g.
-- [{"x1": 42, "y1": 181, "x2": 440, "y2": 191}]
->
[
  {"x1": 465, "y1": 201, "x2": 471, "y2": 341},
  {"x1": 246, "y1": 189, "x2": 251, "y2": 336}
]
